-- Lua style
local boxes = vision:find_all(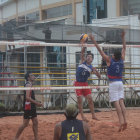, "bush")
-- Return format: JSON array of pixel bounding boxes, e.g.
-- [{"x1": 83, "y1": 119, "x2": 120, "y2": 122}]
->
[{"x1": 0, "y1": 103, "x2": 6, "y2": 112}]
